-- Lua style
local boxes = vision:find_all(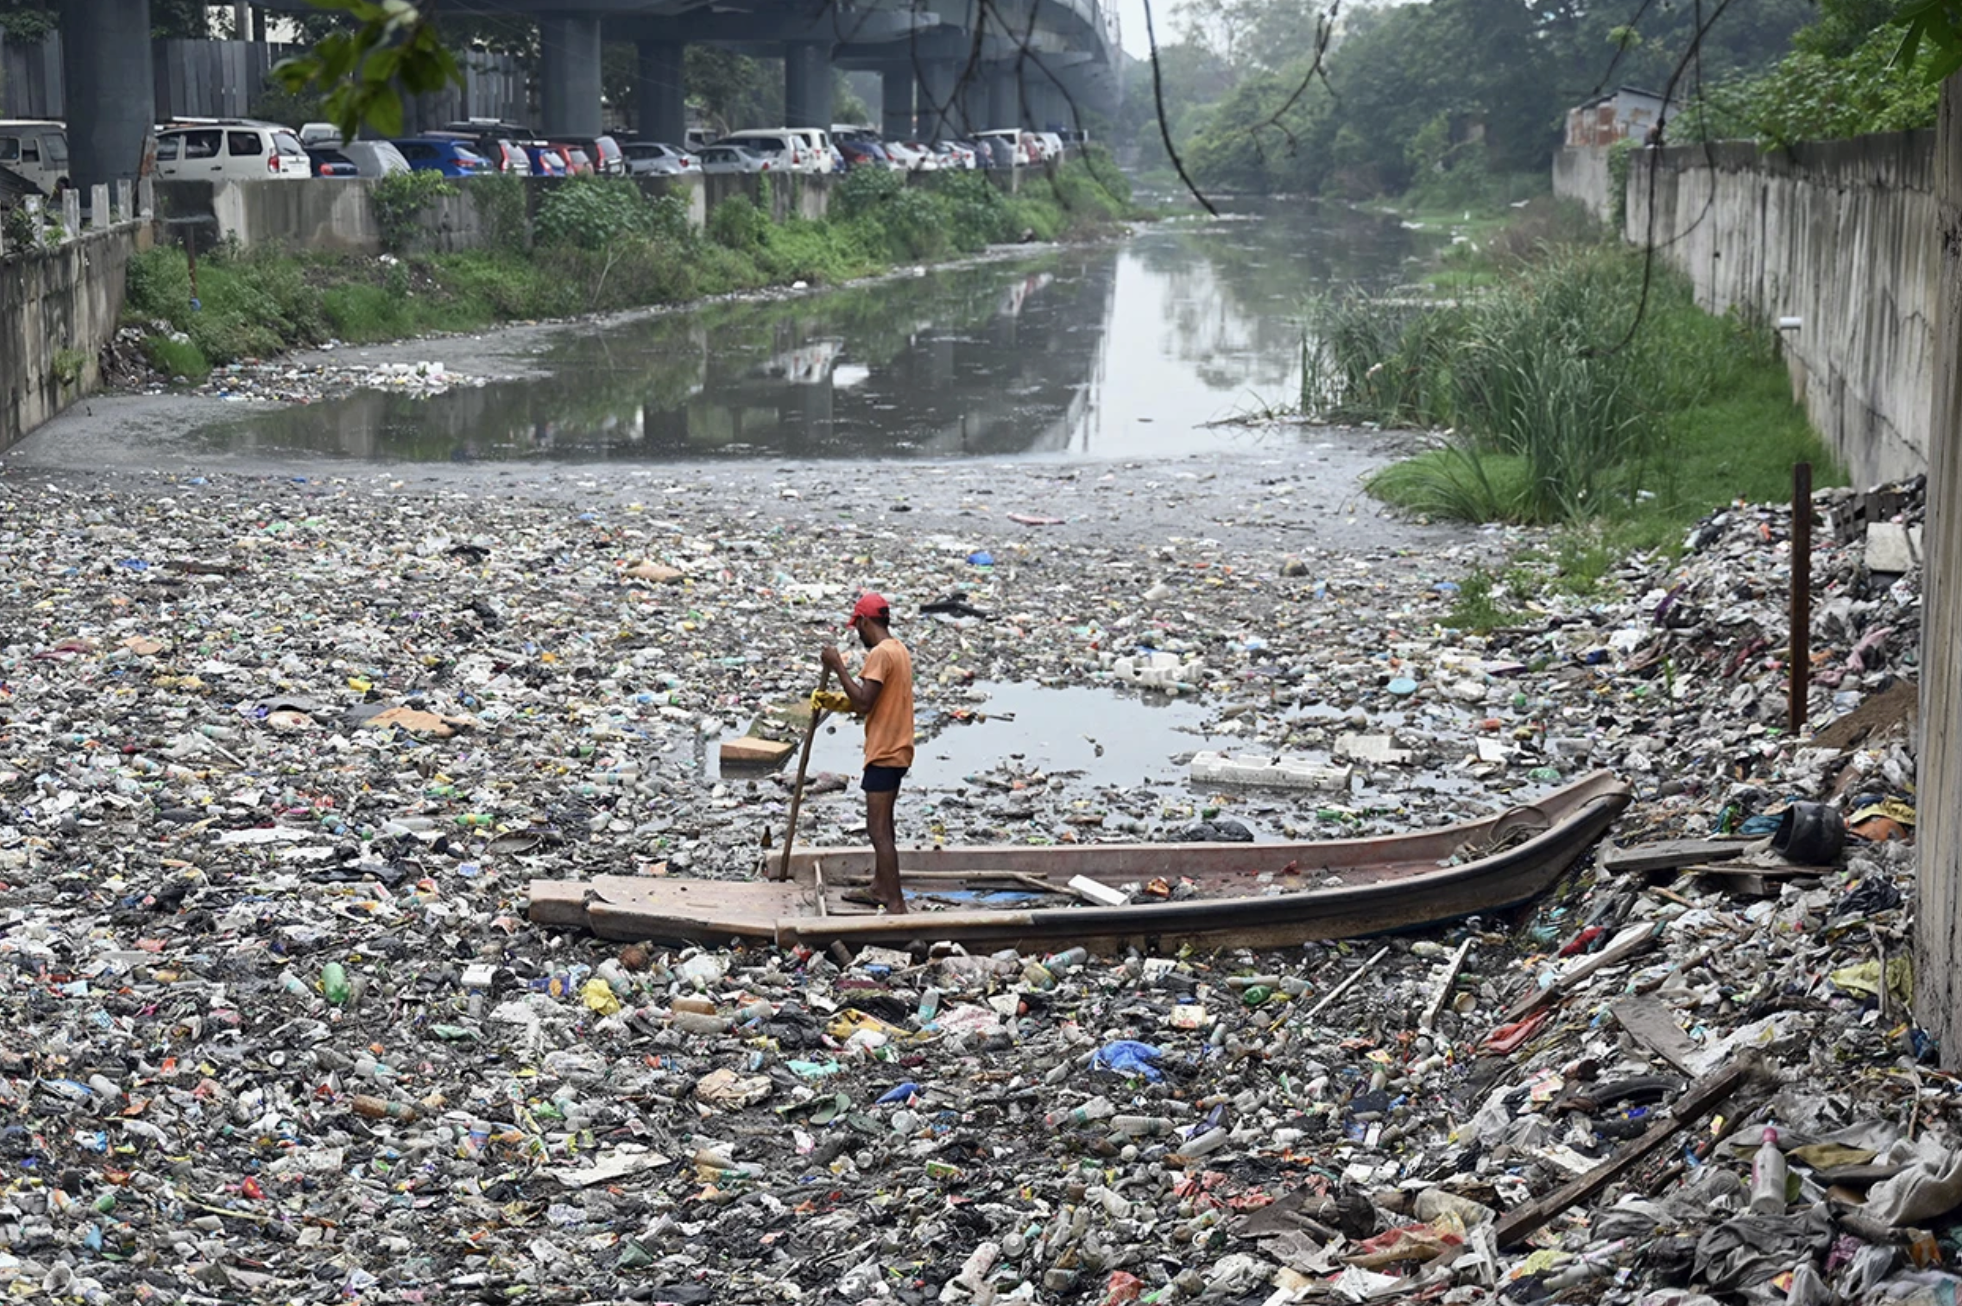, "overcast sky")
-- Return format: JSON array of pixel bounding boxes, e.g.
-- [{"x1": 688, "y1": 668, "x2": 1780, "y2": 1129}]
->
[{"x1": 1113, "y1": 0, "x2": 1171, "y2": 58}]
